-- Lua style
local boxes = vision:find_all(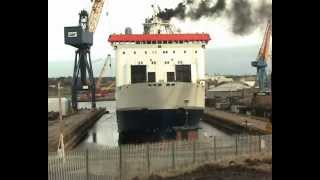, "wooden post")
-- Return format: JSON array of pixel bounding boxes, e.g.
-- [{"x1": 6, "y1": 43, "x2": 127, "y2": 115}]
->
[
  {"x1": 235, "y1": 136, "x2": 238, "y2": 156},
  {"x1": 259, "y1": 135, "x2": 262, "y2": 152},
  {"x1": 119, "y1": 145, "x2": 122, "y2": 180},
  {"x1": 214, "y1": 136, "x2": 217, "y2": 161},
  {"x1": 147, "y1": 143, "x2": 150, "y2": 175},
  {"x1": 172, "y1": 142, "x2": 175, "y2": 169},
  {"x1": 86, "y1": 149, "x2": 89, "y2": 180},
  {"x1": 58, "y1": 82, "x2": 63, "y2": 127},
  {"x1": 193, "y1": 141, "x2": 196, "y2": 164}
]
